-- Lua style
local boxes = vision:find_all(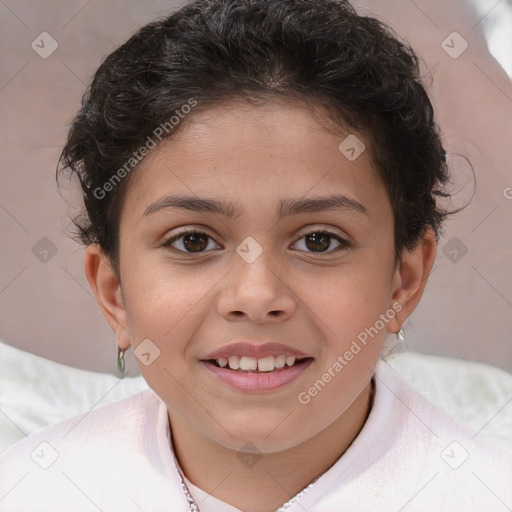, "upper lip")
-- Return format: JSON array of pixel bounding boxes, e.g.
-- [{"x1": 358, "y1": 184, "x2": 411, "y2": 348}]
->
[{"x1": 201, "y1": 342, "x2": 313, "y2": 360}]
